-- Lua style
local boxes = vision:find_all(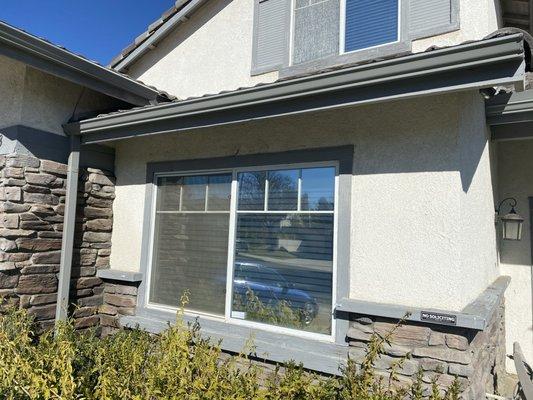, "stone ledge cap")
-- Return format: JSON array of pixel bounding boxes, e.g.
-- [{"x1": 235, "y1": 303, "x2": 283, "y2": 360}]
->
[
  {"x1": 336, "y1": 276, "x2": 511, "y2": 331},
  {"x1": 96, "y1": 269, "x2": 143, "y2": 283}
]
